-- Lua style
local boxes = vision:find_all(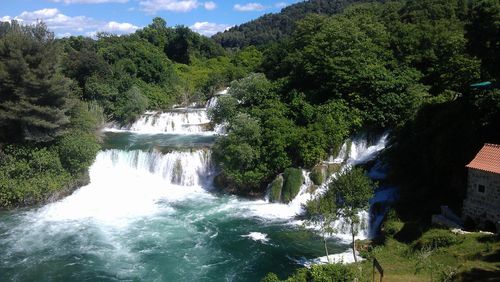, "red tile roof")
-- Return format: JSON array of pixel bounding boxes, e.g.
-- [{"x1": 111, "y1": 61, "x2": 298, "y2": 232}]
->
[{"x1": 466, "y1": 144, "x2": 500, "y2": 174}]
